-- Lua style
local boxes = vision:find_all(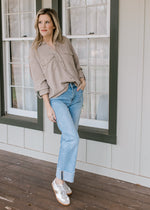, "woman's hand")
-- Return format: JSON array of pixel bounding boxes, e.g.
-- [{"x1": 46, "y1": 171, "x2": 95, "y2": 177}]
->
[
  {"x1": 47, "y1": 106, "x2": 56, "y2": 123},
  {"x1": 77, "y1": 78, "x2": 86, "y2": 91},
  {"x1": 42, "y1": 93, "x2": 56, "y2": 123}
]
